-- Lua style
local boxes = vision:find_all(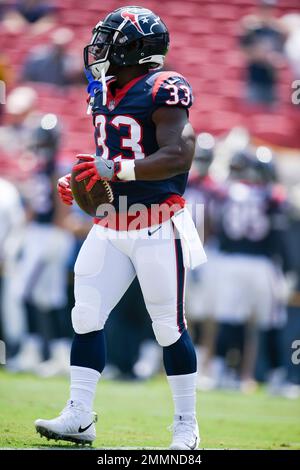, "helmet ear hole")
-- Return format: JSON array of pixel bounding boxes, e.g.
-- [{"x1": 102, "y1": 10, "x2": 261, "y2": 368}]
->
[{"x1": 127, "y1": 40, "x2": 141, "y2": 52}]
